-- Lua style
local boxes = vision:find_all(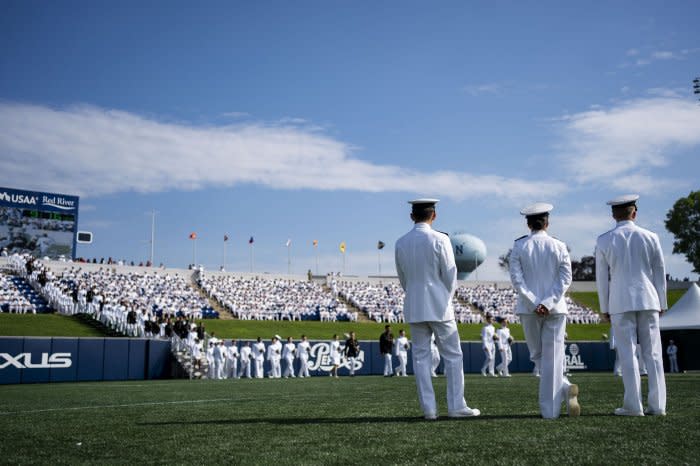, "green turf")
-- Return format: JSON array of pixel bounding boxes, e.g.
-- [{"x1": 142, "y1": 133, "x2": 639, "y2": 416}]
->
[
  {"x1": 0, "y1": 373, "x2": 697, "y2": 464},
  {"x1": 569, "y1": 290, "x2": 686, "y2": 313},
  {"x1": 0, "y1": 314, "x2": 104, "y2": 337},
  {"x1": 199, "y1": 319, "x2": 611, "y2": 342}
]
